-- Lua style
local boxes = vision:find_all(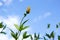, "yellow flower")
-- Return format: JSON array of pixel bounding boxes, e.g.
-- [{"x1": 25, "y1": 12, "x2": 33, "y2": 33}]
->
[{"x1": 26, "y1": 6, "x2": 30, "y2": 14}]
